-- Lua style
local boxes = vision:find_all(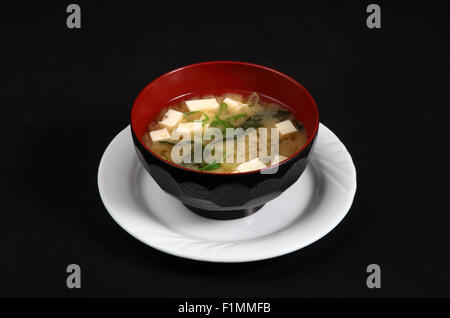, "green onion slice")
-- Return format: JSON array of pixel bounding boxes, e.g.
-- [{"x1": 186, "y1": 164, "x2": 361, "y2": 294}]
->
[
  {"x1": 214, "y1": 114, "x2": 231, "y2": 128},
  {"x1": 218, "y1": 102, "x2": 228, "y2": 116},
  {"x1": 199, "y1": 161, "x2": 221, "y2": 171},
  {"x1": 184, "y1": 111, "x2": 209, "y2": 124}
]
